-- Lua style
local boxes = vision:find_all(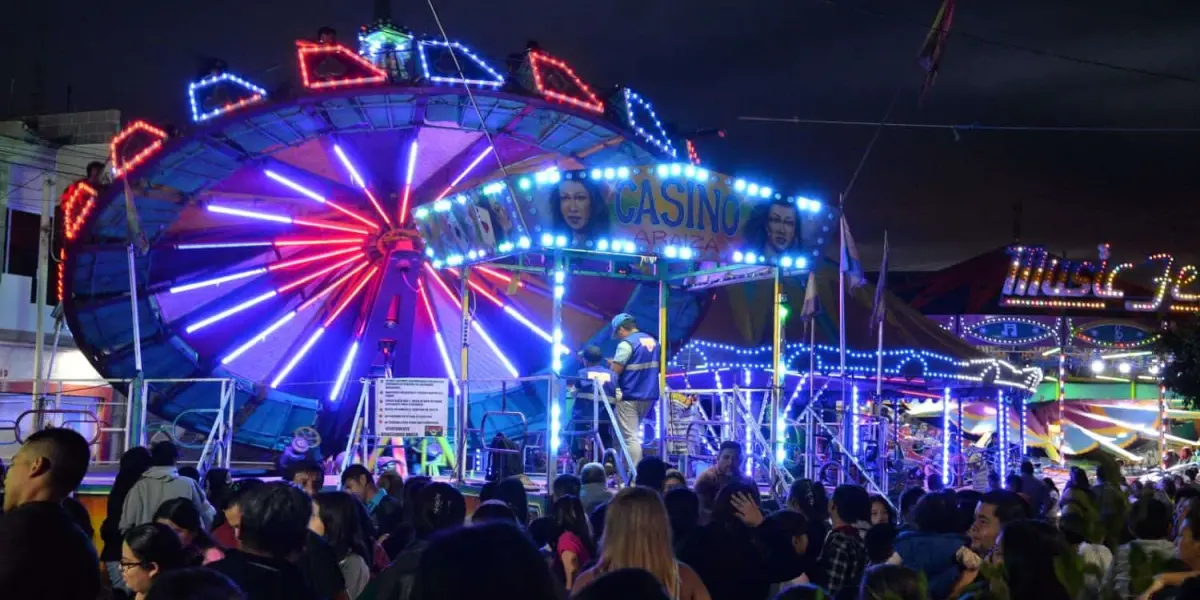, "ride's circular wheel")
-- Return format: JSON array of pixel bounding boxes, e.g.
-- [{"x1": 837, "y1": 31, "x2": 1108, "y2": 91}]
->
[{"x1": 63, "y1": 36, "x2": 667, "y2": 452}]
